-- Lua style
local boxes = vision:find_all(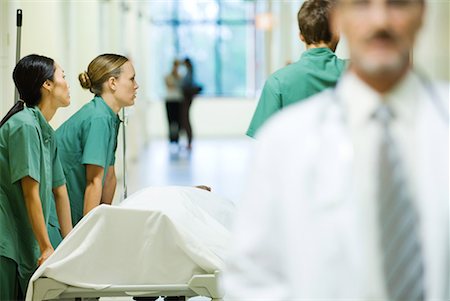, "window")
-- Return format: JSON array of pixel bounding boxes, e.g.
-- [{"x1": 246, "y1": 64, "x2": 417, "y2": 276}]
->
[{"x1": 148, "y1": 0, "x2": 257, "y2": 98}]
